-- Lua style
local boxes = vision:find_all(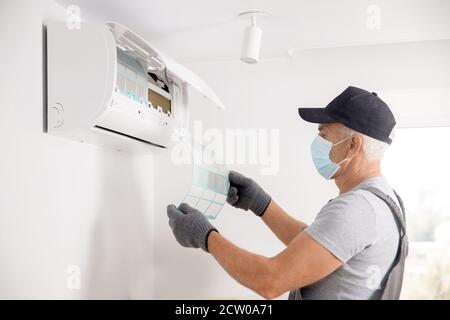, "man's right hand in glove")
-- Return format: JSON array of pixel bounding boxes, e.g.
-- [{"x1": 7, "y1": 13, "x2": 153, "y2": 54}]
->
[{"x1": 226, "y1": 171, "x2": 271, "y2": 217}]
